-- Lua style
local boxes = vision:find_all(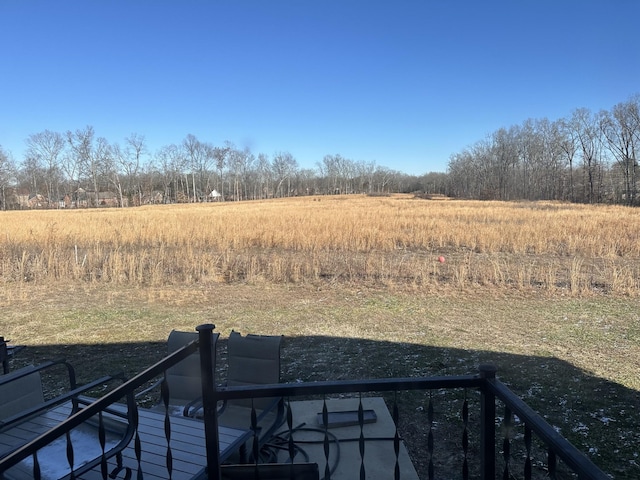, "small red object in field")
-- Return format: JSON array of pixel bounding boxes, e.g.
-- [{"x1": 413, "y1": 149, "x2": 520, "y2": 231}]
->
[{"x1": 438, "y1": 256, "x2": 445, "y2": 263}]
